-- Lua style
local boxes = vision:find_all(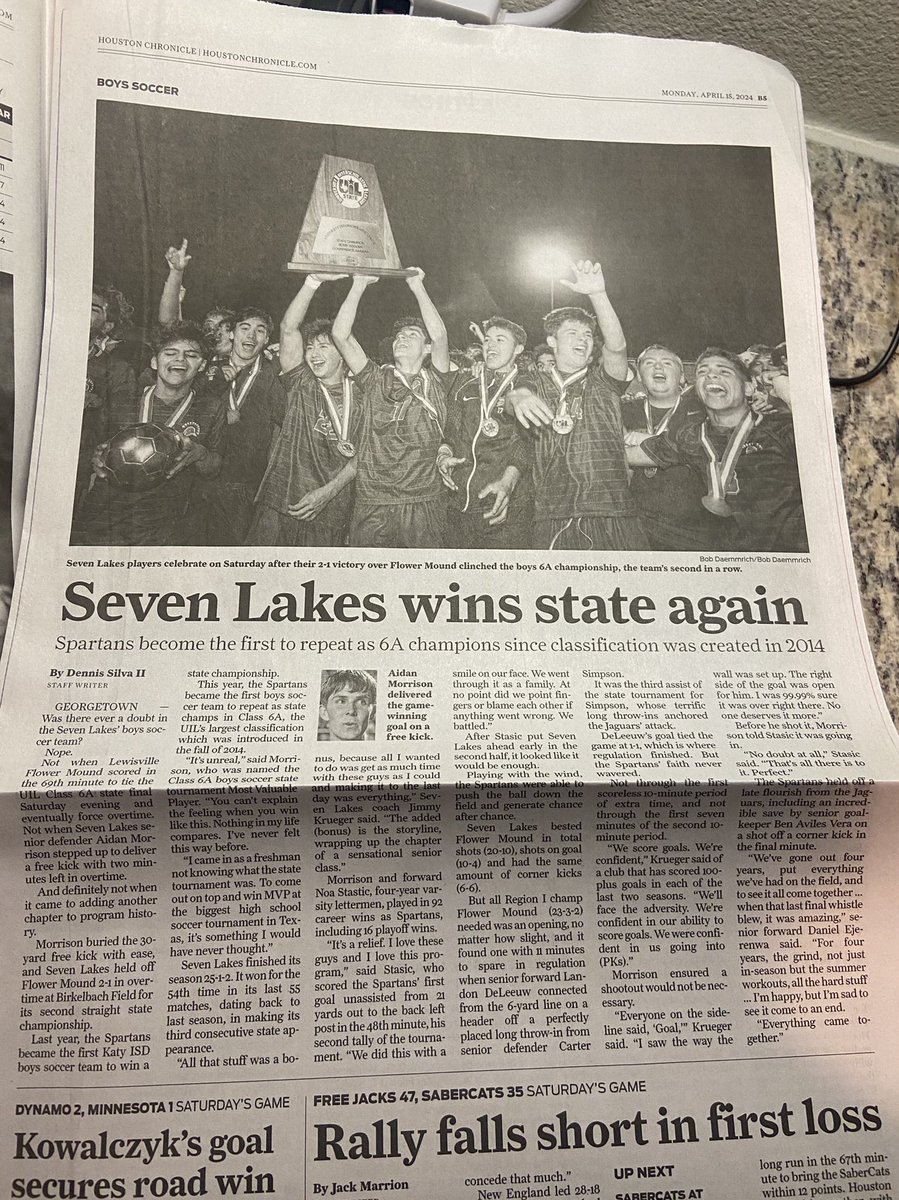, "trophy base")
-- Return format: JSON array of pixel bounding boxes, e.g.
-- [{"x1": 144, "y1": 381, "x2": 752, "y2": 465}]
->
[{"x1": 283, "y1": 260, "x2": 417, "y2": 278}]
